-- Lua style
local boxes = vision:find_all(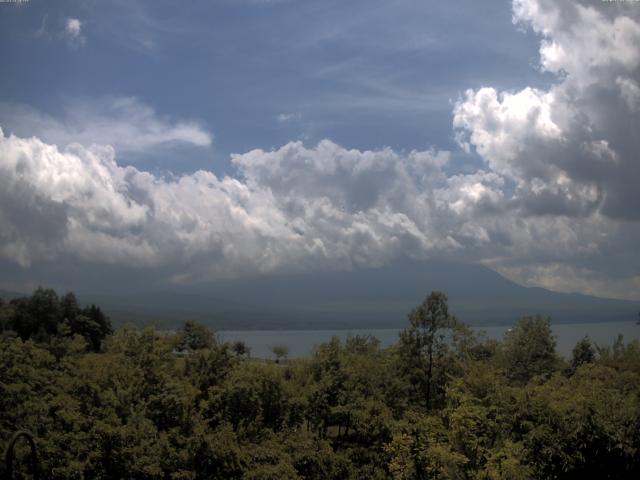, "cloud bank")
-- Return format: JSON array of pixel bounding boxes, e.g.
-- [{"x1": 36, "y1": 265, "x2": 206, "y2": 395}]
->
[
  {"x1": 0, "y1": 97, "x2": 212, "y2": 156},
  {"x1": 452, "y1": 0, "x2": 640, "y2": 297},
  {"x1": 0, "y1": 0, "x2": 639, "y2": 299}
]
